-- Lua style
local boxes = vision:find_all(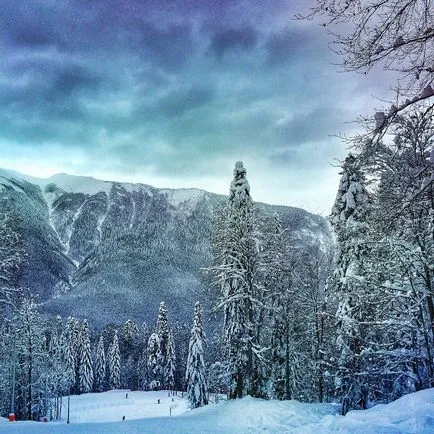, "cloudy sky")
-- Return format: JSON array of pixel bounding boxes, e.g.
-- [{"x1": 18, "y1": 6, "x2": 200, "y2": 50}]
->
[{"x1": 0, "y1": 0, "x2": 392, "y2": 214}]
